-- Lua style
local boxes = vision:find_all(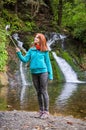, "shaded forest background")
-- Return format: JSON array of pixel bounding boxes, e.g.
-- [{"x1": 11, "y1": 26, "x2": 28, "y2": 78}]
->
[{"x1": 0, "y1": 0, "x2": 86, "y2": 73}]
